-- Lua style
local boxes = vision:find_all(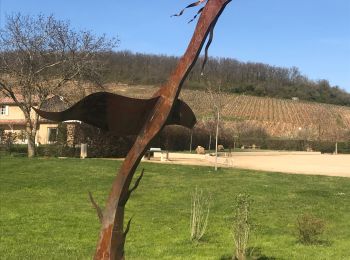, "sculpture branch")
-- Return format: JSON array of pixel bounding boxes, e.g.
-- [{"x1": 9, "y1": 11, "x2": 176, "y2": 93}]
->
[
  {"x1": 119, "y1": 168, "x2": 144, "y2": 206},
  {"x1": 127, "y1": 169, "x2": 144, "y2": 197},
  {"x1": 34, "y1": 1, "x2": 231, "y2": 259},
  {"x1": 123, "y1": 217, "x2": 133, "y2": 238},
  {"x1": 89, "y1": 191, "x2": 104, "y2": 223}
]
